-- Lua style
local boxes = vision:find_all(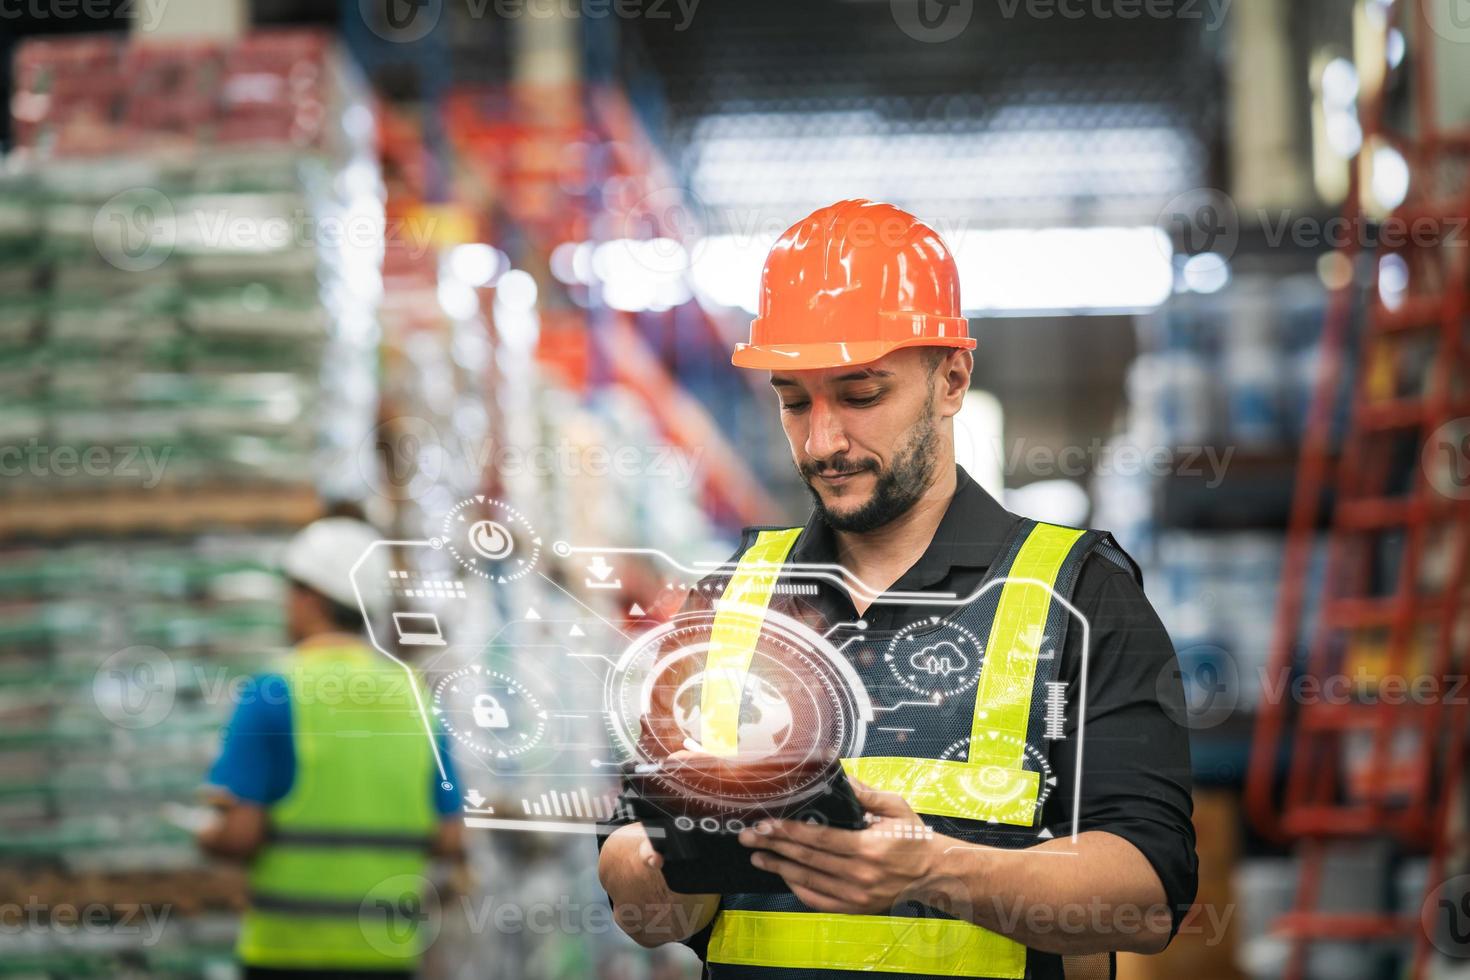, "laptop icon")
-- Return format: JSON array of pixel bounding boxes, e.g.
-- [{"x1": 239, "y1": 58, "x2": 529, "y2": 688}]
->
[{"x1": 393, "y1": 612, "x2": 446, "y2": 646}]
